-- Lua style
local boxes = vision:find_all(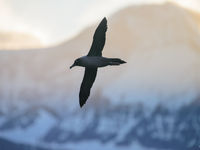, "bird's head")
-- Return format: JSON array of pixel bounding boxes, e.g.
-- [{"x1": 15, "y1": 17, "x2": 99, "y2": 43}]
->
[{"x1": 70, "y1": 58, "x2": 81, "y2": 69}]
